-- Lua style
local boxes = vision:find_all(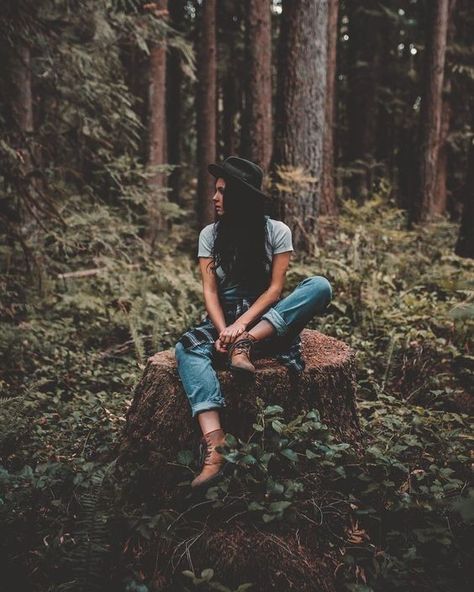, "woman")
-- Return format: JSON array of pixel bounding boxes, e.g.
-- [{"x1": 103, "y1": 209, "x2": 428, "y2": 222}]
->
[{"x1": 175, "y1": 156, "x2": 332, "y2": 490}]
